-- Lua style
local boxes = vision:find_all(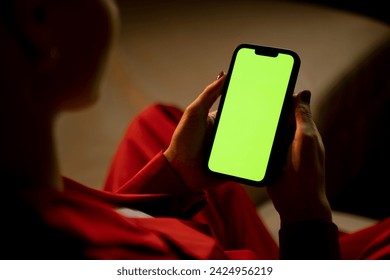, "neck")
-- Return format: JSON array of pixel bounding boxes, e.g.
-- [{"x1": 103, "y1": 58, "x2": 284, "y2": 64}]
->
[{"x1": 1, "y1": 104, "x2": 63, "y2": 192}]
